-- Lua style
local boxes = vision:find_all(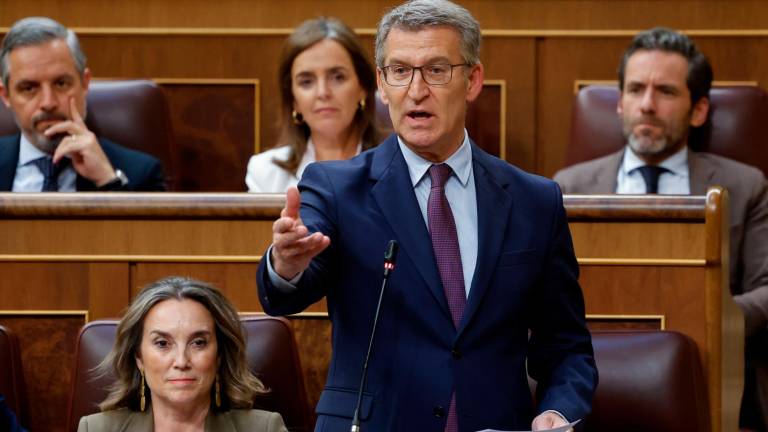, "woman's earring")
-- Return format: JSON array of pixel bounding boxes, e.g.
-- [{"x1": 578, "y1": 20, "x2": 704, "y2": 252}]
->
[
  {"x1": 359, "y1": 98, "x2": 366, "y2": 111},
  {"x1": 215, "y1": 374, "x2": 222, "y2": 408},
  {"x1": 292, "y1": 110, "x2": 303, "y2": 124},
  {"x1": 139, "y1": 369, "x2": 146, "y2": 412}
]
